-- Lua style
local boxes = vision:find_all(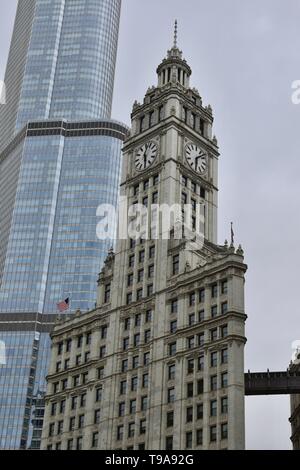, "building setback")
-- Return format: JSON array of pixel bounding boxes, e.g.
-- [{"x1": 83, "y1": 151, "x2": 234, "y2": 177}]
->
[
  {"x1": 290, "y1": 352, "x2": 300, "y2": 449},
  {"x1": 0, "y1": 0, "x2": 126, "y2": 450},
  {"x1": 41, "y1": 34, "x2": 248, "y2": 451}
]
